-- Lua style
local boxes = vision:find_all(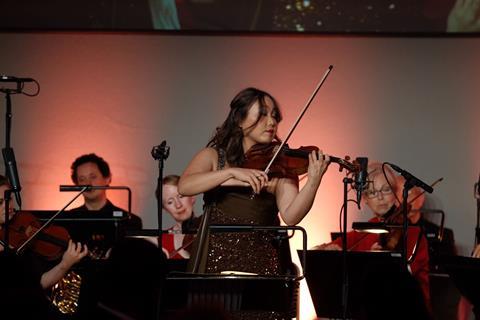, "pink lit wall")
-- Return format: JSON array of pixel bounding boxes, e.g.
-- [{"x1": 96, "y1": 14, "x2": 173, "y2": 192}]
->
[{"x1": 1, "y1": 33, "x2": 479, "y2": 259}]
